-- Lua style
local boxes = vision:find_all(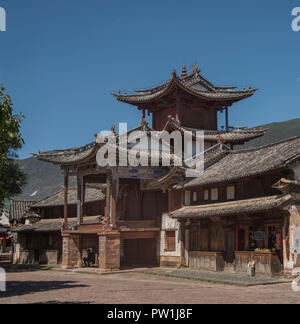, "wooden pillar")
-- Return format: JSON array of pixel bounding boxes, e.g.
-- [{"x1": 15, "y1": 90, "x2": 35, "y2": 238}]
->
[
  {"x1": 111, "y1": 171, "x2": 119, "y2": 229},
  {"x1": 77, "y1": 176, "x2": 81, "y2": 225},
  {"x1": 181, "y1": 190, "x2": 184, "y2": 208},
  {"x1": 282, "y1": 215, "x2": 288, "y2": 267},
  {"x1": 175, "y1": 94, "x2": 179, "y2": 122},
  {"x1": 208, "y1": 221, "x2": 211, "y2": 251},
  {"x1": 168, "y1": 189, "x2": 172, "y2": 213},
  {"x1": 105, "y1": 171, "x2": 112, "y2": 223},
  {"x1": 184, "y1": 221, "x2": 190, "y2": 267},
  {"x1": 80, "y1": 177, "x2": 85, "y2": 224},
  {"x1": 225, "y1": 107, "x2": 229, "y2": 131},
  {"x1": 64, "y1": 169, "x2": 69, "y2": 230},
  {"x1": 180, "y1": 221, "x2": 186, "y2": 267}
]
